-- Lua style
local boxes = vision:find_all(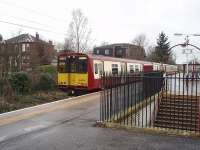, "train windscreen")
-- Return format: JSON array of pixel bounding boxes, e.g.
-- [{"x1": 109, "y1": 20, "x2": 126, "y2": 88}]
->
[
  {"x1": 58, "y1": 56, "x2": 87, "y2": 73},
  {"x1": 58, "y1": 56, "x2": 66, "y2": 73}
]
